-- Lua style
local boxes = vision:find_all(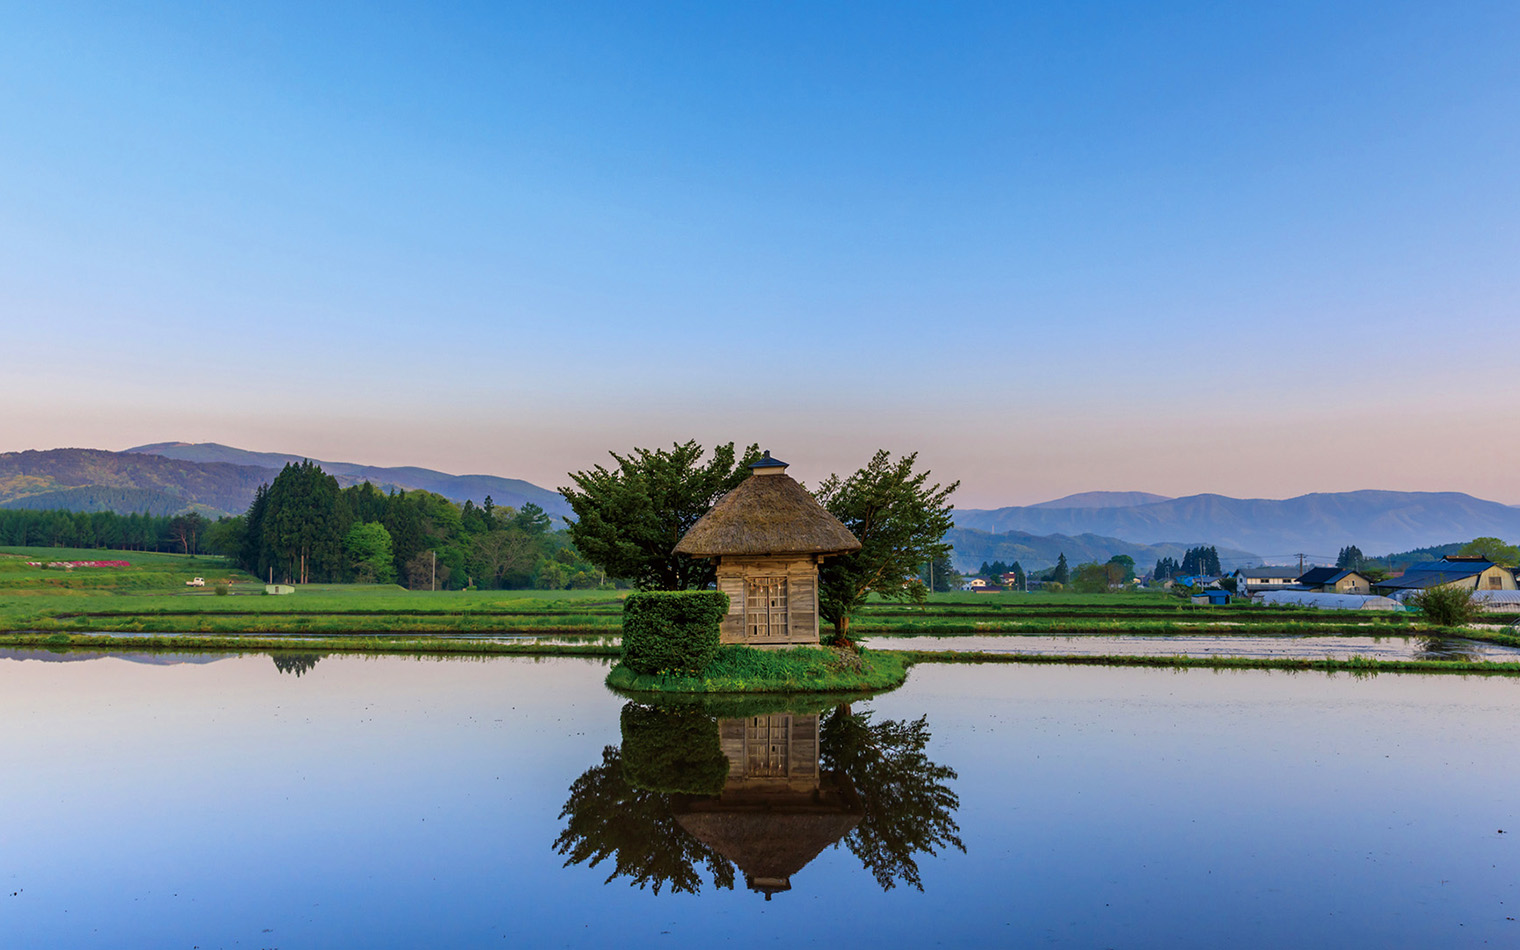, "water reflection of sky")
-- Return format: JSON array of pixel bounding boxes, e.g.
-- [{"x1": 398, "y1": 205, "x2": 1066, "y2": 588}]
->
[
  {"x1": 863, "y1": 633, "x2": 1520, "y2": 661},
  {"x1": 1, "y1": 653, "x2": 1517, "y2": 948}
]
